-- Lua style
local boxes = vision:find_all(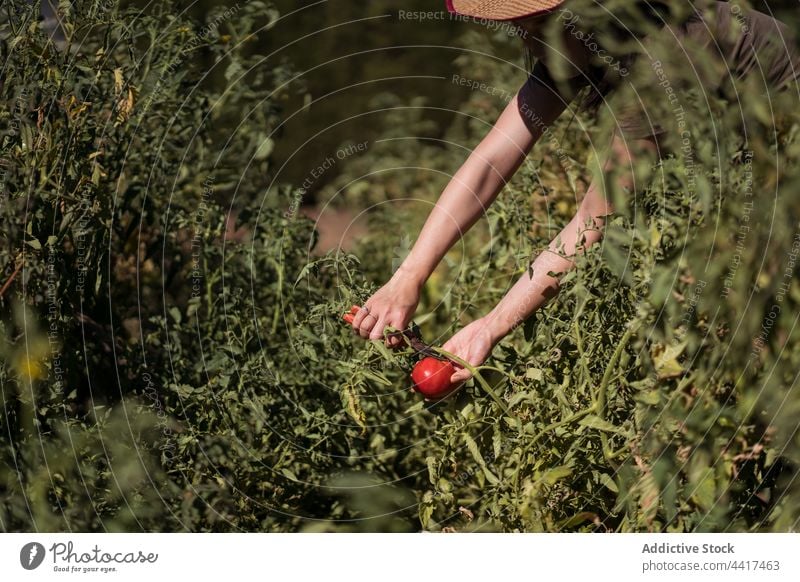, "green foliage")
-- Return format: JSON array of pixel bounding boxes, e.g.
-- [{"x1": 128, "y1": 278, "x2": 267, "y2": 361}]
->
[
  {"x1": 0, "y1": 0, "x2": 322, "y2": 531},
  {"x1": 2, "y1": 0, "x2": 799, "y2": 533},
  {"x1": 313, "y1": 7, "x2": 800, "y2": 532}
]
